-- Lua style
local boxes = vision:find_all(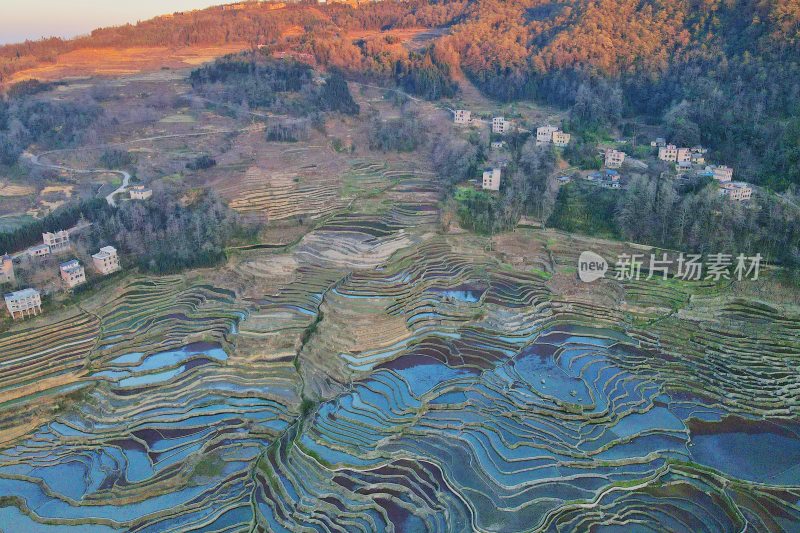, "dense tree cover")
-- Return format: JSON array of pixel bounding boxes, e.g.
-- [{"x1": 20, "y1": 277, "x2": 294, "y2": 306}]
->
[
  {"x1": 186, "y1": 154, "x2": 217, "y2": 171},
  {"x1": 190, "y1": 55, "x2": 316, "y2": 111},
  {"x1": 319, "y1": 71, "x2": 360, "y2": 115},
  {"x1": 189, "y1": 54, "x2": 360, "y2": 116},
  {"x1": 615, "y1": 176, "x2": 800, "y2": 267},
  {"x1": 547, "y1": 177, "x2": 800, "y2": 268},
  {"x1": 0, "y1": 198, "x2": 110, "y2": 254},
  {"x1": 90, "y1": 187, "x2": 255, "y2": 274},
  {"x1": 433, "y1": 132, "x2": 558, "y2": 234},
  {"x1": 368, "y1": 112, "x2": 426, "y2": 152},
  {"x1": 0, "y1": 86, "x2": 102, "y2": 165},
  {"x1": 266, "y1": 119, "x2": 311, "y2": 143},
  {"x1": 99, "y1": 149, "x2": 135, "y2": 169}
]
